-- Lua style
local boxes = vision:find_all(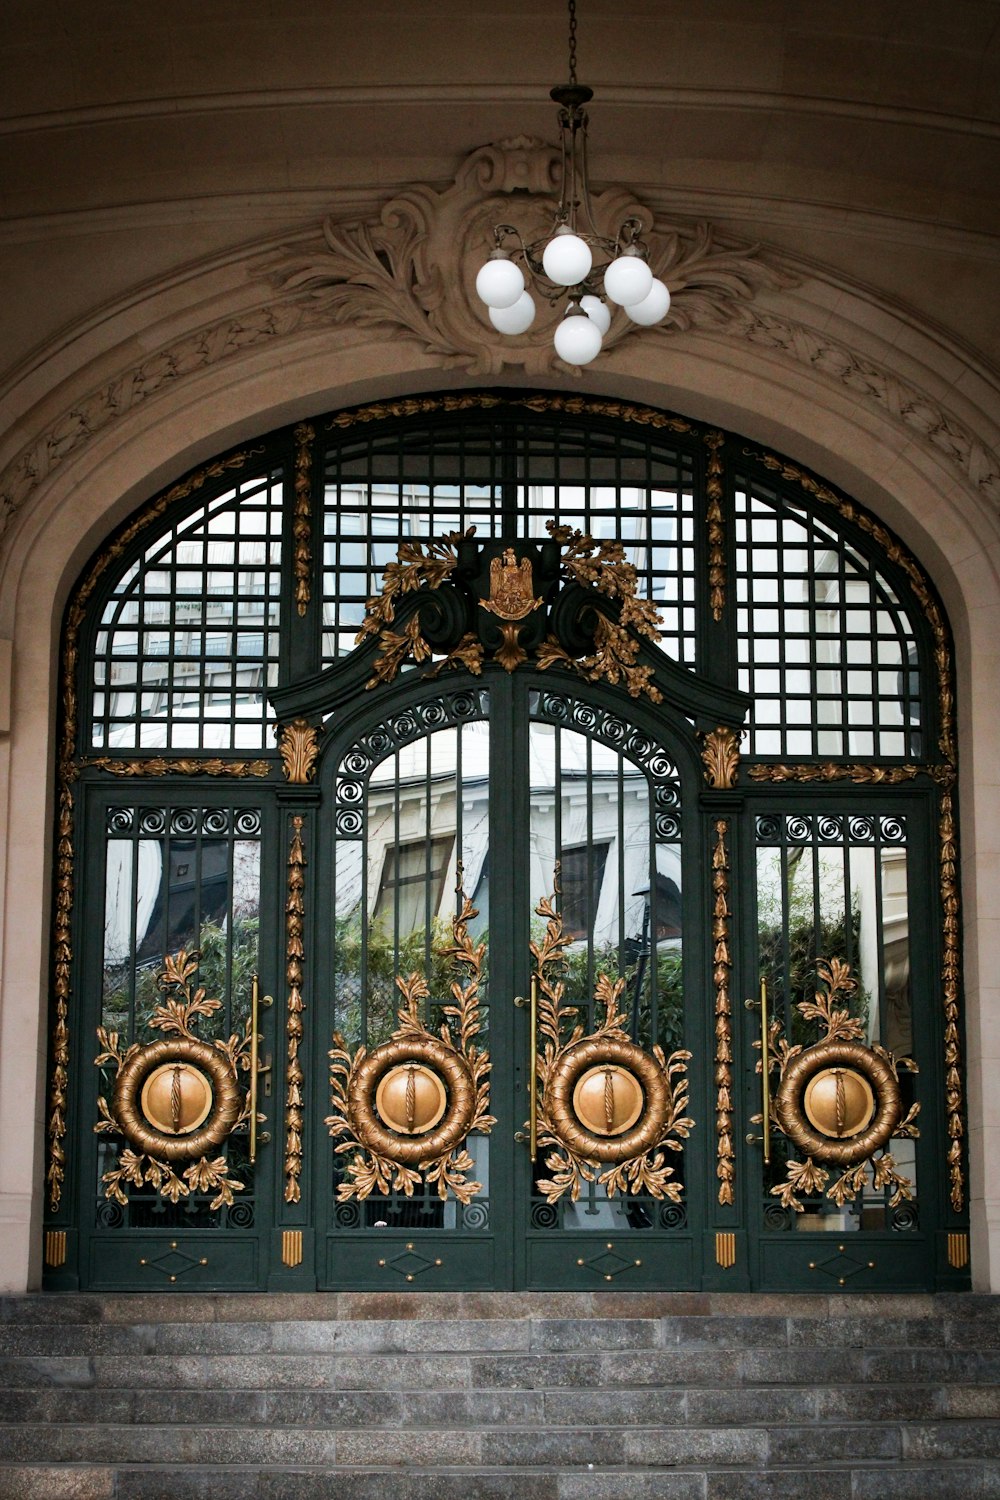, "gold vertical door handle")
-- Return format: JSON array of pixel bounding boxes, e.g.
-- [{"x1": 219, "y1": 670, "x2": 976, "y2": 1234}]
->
[
  {"x1": 759, "y1": 978, "x2": 771, "y2": 1165},
  {"x1": 745, "y1": 978, "x2": 772, "y2": 1165},
  {"x1": 250, "y1": 975, "x2": 261, "y2": 1163},
  {"x1": 529, "y1": 972, "x2": 539, "y2": 1163},
  {"x1": 515, "y1": 975, "x2": 540, "y2": 1162},
  {"x1": 249, "y1": 976, "x2": 273, "y2": 1164}
]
